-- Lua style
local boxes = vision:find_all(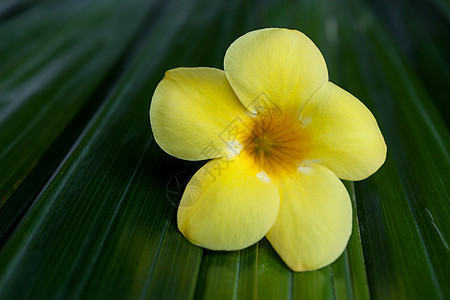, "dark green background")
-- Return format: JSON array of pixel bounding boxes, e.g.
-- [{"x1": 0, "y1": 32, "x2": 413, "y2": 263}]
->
[{"x1": 0, "y1": 0, "x2": 448, "y2": 298}]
